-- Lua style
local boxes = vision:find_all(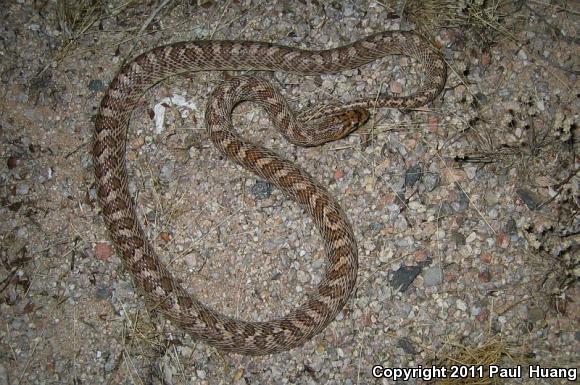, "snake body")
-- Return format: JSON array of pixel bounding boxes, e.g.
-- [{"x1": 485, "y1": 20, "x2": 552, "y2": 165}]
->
[{"x1": 93, "y1": 31, "x2": 446, "y2": 355}]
